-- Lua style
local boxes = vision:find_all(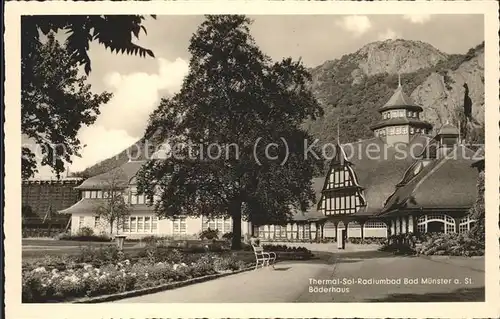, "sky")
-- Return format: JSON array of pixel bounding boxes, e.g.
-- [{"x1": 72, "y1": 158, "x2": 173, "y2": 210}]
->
[{"x1": 25, "y1": 14, "x2": 484, "y2": 178}]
